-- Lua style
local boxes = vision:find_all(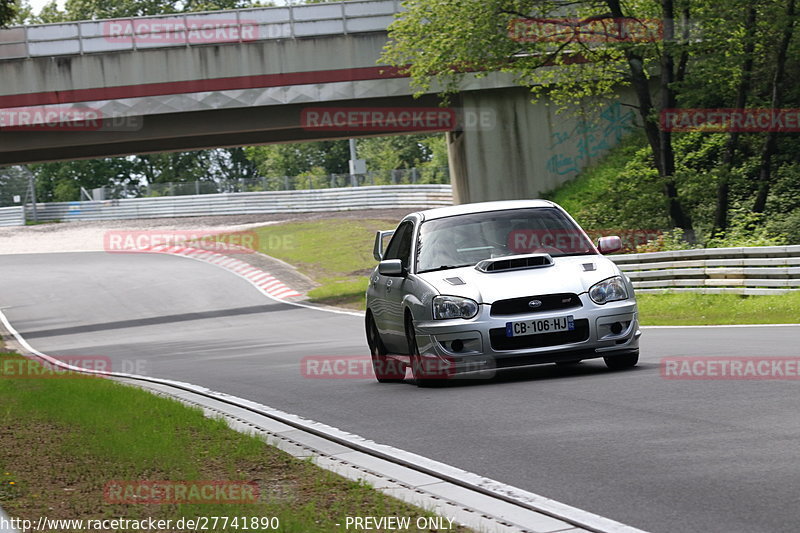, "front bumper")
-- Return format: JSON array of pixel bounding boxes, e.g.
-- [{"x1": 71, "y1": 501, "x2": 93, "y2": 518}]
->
[{"x1": 413, "y1": 295, "x2": 640, "y2": 376}]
